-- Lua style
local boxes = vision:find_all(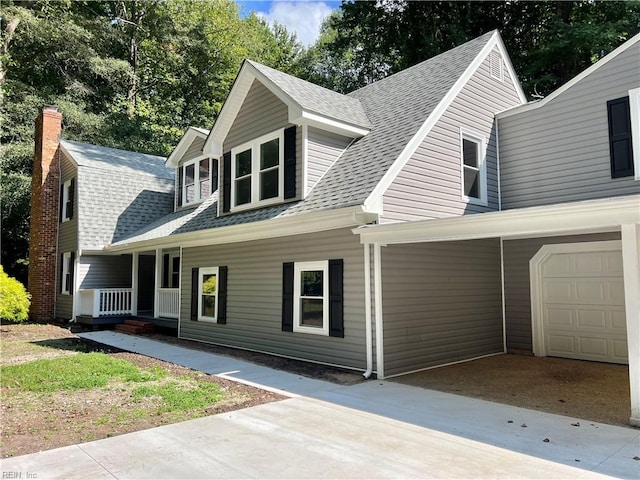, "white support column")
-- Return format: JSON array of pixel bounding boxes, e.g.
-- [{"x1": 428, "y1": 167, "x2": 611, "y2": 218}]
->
[
  {"x1": 374, "y1": 243, "x2": 384, "y2": 379},
  {"x1": 621, "y1": 223, "x2": 640, "y2": 427},
  {"x1": 363, "y1": 243, "x2": 373, "y2": 378},
  {"x1": 131, "y1": 252, "x2": 139, "y2": 316},
  {"x1": 154, "y1": 249, "x2": 162, "y2": 319}
]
